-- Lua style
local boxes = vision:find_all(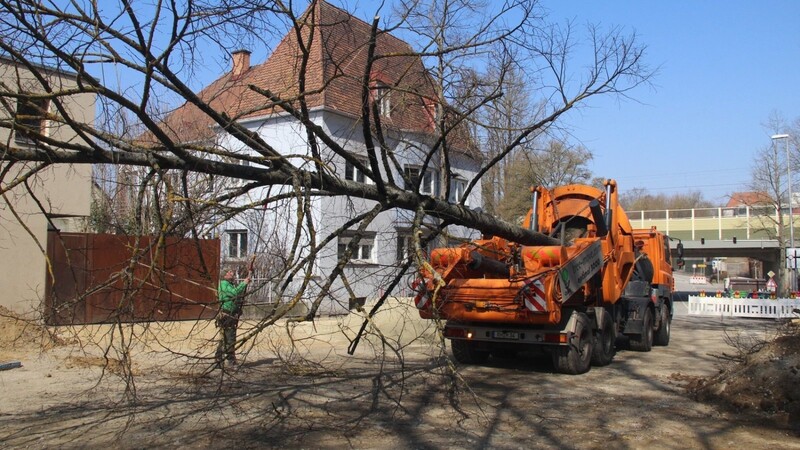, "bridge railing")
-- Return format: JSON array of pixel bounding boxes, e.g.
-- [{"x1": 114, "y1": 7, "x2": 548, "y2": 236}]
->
[{"x1": 627, "y1": 206, "x2": 787, "y2": 241}]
